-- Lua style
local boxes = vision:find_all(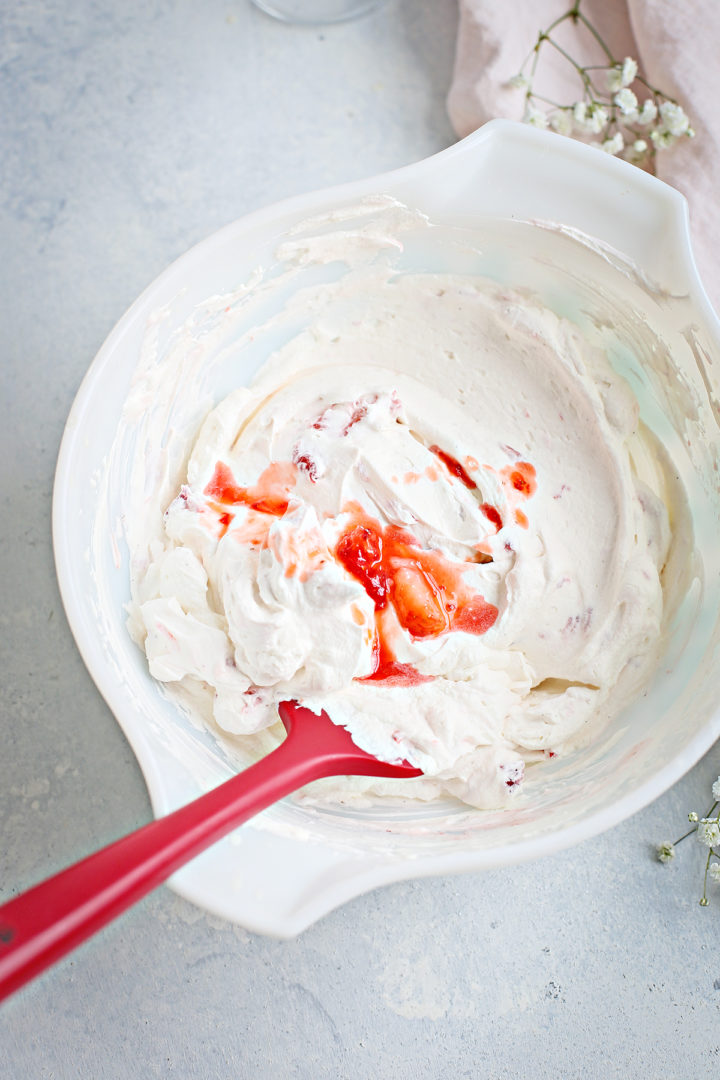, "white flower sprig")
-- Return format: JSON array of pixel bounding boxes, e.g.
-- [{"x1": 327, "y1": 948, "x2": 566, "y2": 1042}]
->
[
  {"x1": 656, "y1": 776, "x2": 720, "y2": 906},
  {"x1": 507, "y1": 1, "x2": 695, "y2": 173}
]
